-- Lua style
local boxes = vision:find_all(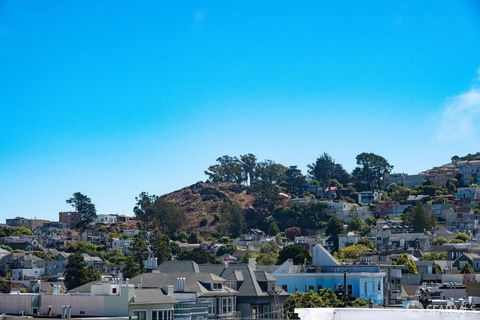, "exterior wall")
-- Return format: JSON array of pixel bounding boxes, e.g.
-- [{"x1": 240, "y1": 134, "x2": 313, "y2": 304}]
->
[
  {"x1": 296, "y1": 308, "x2": 480, "y2": 320},
  {"x1": 129, "y1": 303, "x2": 174, "y2": 320},
  {"x1": 273, "y1": 273, "x2": 384, "y2": 304},
  {"x1": 0, "y1": 294, "x2": 36, "y2": 315},
  {"x1": 12, "y1": 268, "x2": 44, "y2": 280},
  {"x1": 236, "y1": 296, "x2": 287, "y2": 319}
]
